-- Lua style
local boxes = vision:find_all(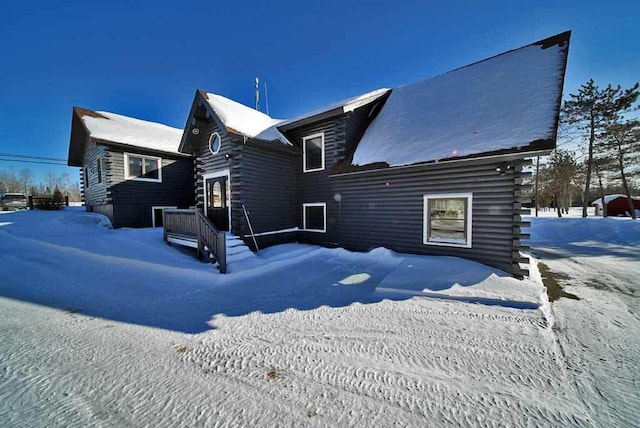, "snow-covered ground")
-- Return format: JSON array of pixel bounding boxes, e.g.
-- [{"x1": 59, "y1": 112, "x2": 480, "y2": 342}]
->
[
  {"x1": 0, "y1": 208, "x2": 637, "y2": 426},
  {"x1": 529, "y1": 213, "x2": 640, "y2": 427}
]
